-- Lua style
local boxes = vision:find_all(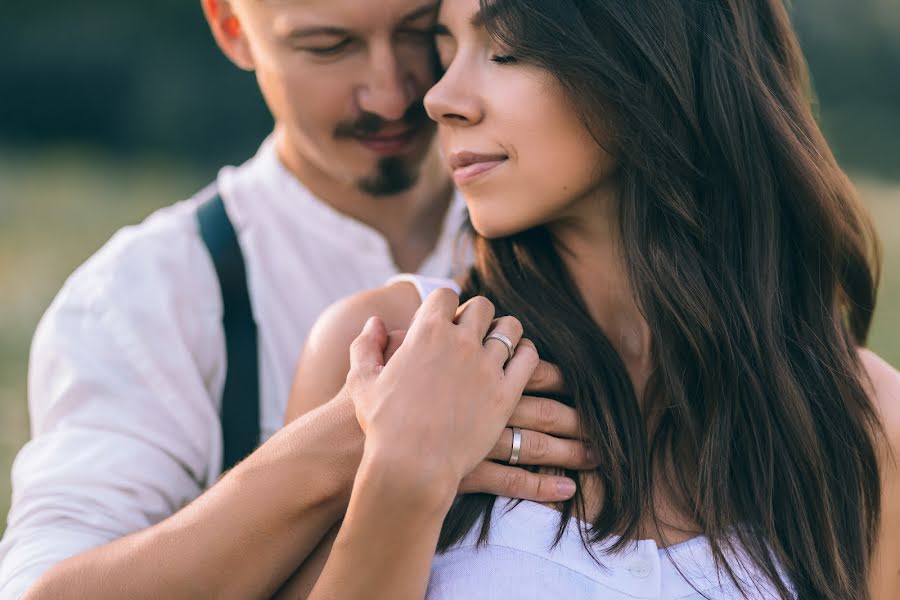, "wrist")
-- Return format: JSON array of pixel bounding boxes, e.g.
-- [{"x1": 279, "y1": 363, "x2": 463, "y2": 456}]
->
[
  {"x1": 357, "y1": 438, "x2": 458, "y2": 516},
  {"x1": 326, "y1": 392, "x2": 367, "y2": 508},
  {"x1": 236, "y1": 393, "x2": 365, "y2": 521}
]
